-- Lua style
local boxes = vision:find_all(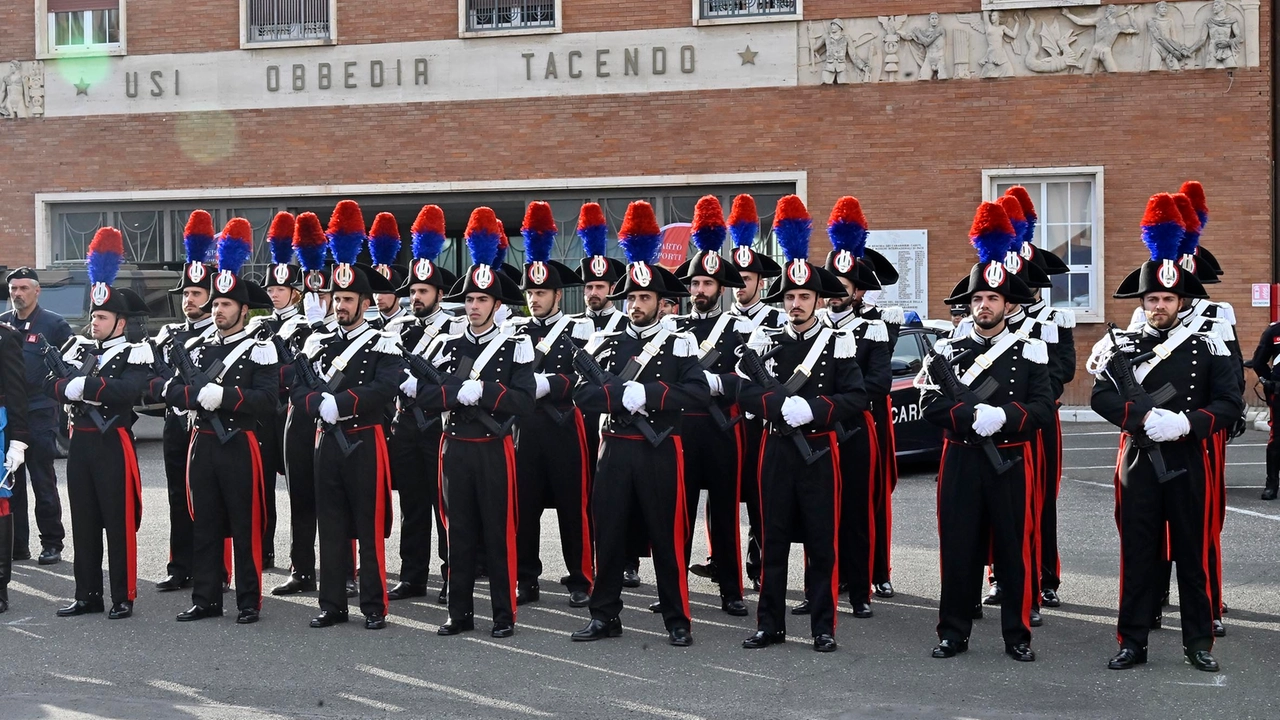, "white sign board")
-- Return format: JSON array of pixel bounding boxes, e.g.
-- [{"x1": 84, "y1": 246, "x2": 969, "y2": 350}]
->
[
  {"x1": 1252, "y1": 282, "x2": 1271, "y2": 308},
  {"x1": 867, "y1": 230, "x2": 928, "y2": 318}
]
